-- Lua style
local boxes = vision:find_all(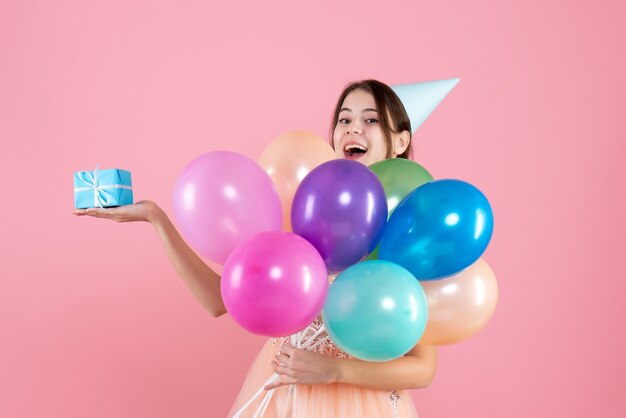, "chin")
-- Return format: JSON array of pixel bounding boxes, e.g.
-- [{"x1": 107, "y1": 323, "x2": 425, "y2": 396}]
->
[
  {"x1": 342, "y1": 153, "x2": 371, "y2": 166},
  {"x1": 358, "y1": 156, "x2": 375, "y2": 166}
]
